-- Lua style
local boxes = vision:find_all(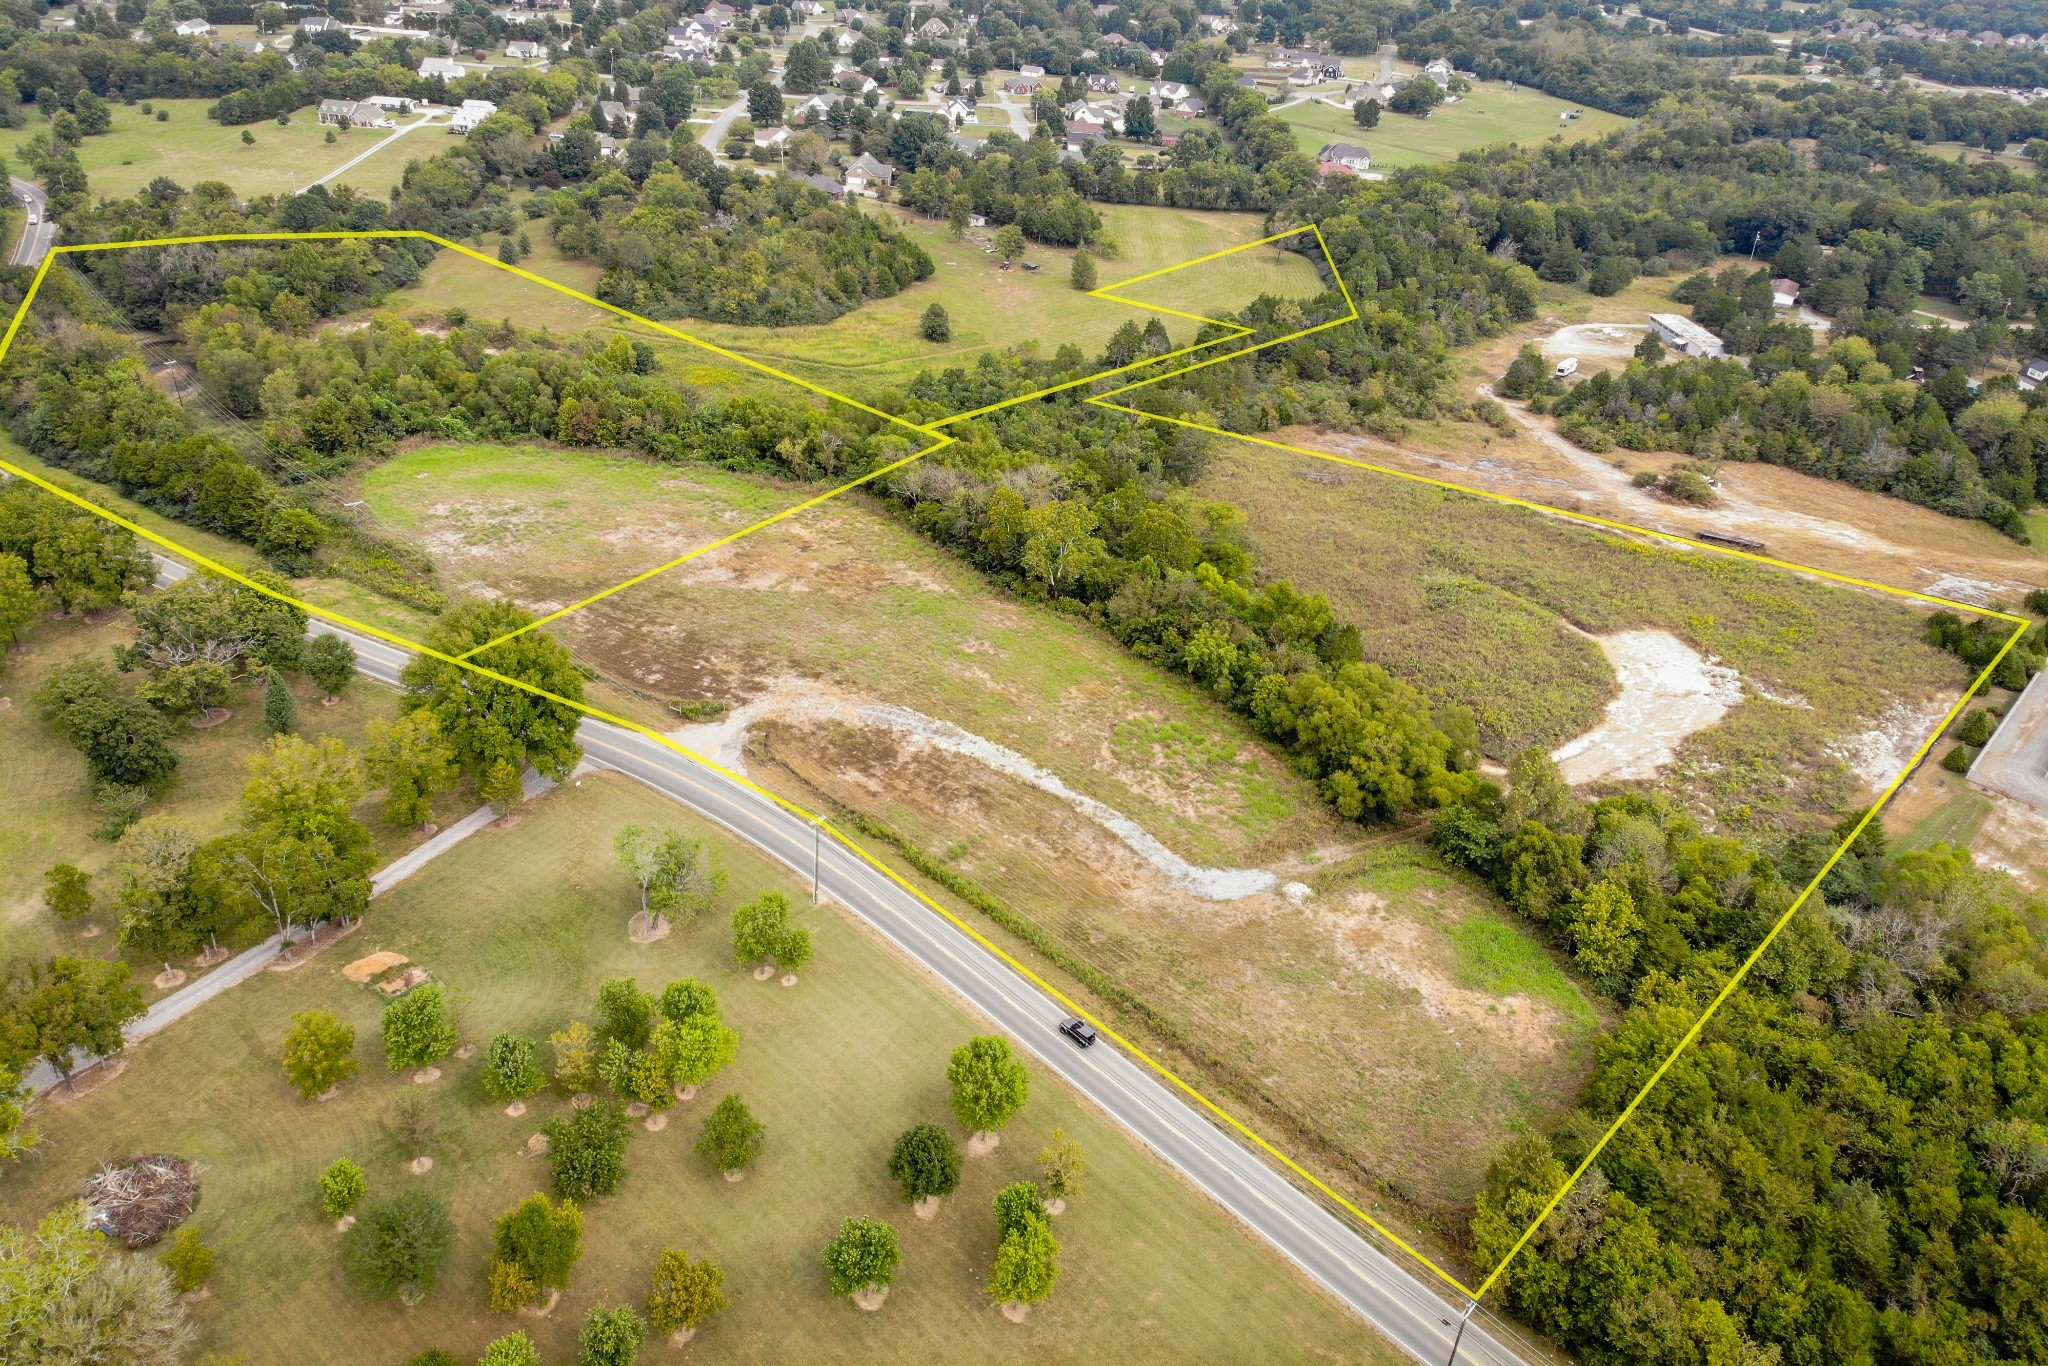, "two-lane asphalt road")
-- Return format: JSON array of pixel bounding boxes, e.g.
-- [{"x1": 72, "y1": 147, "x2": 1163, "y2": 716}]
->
[
  {"x1": 9, "y1": 176, "x2": 53, "y2": 267},
  {"x1": 157, "y1": 558, "x2": 1529, "y2": 1365}
]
